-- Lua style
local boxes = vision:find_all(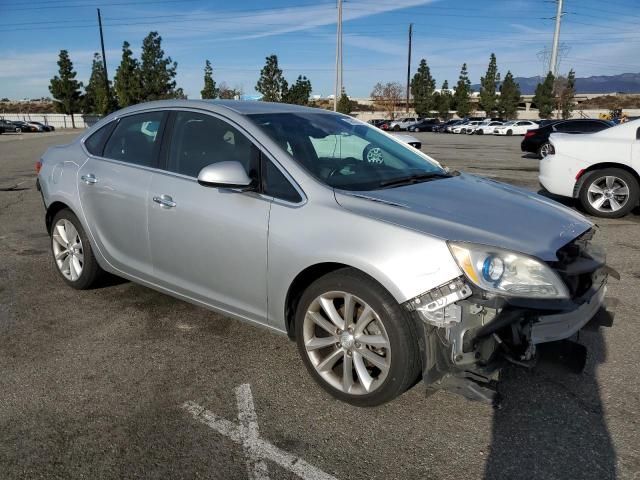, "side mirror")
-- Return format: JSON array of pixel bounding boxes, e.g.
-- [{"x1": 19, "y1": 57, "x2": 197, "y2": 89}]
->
[{"x1": 197, "y1": 161, "x2": 253, "y2": 189}]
